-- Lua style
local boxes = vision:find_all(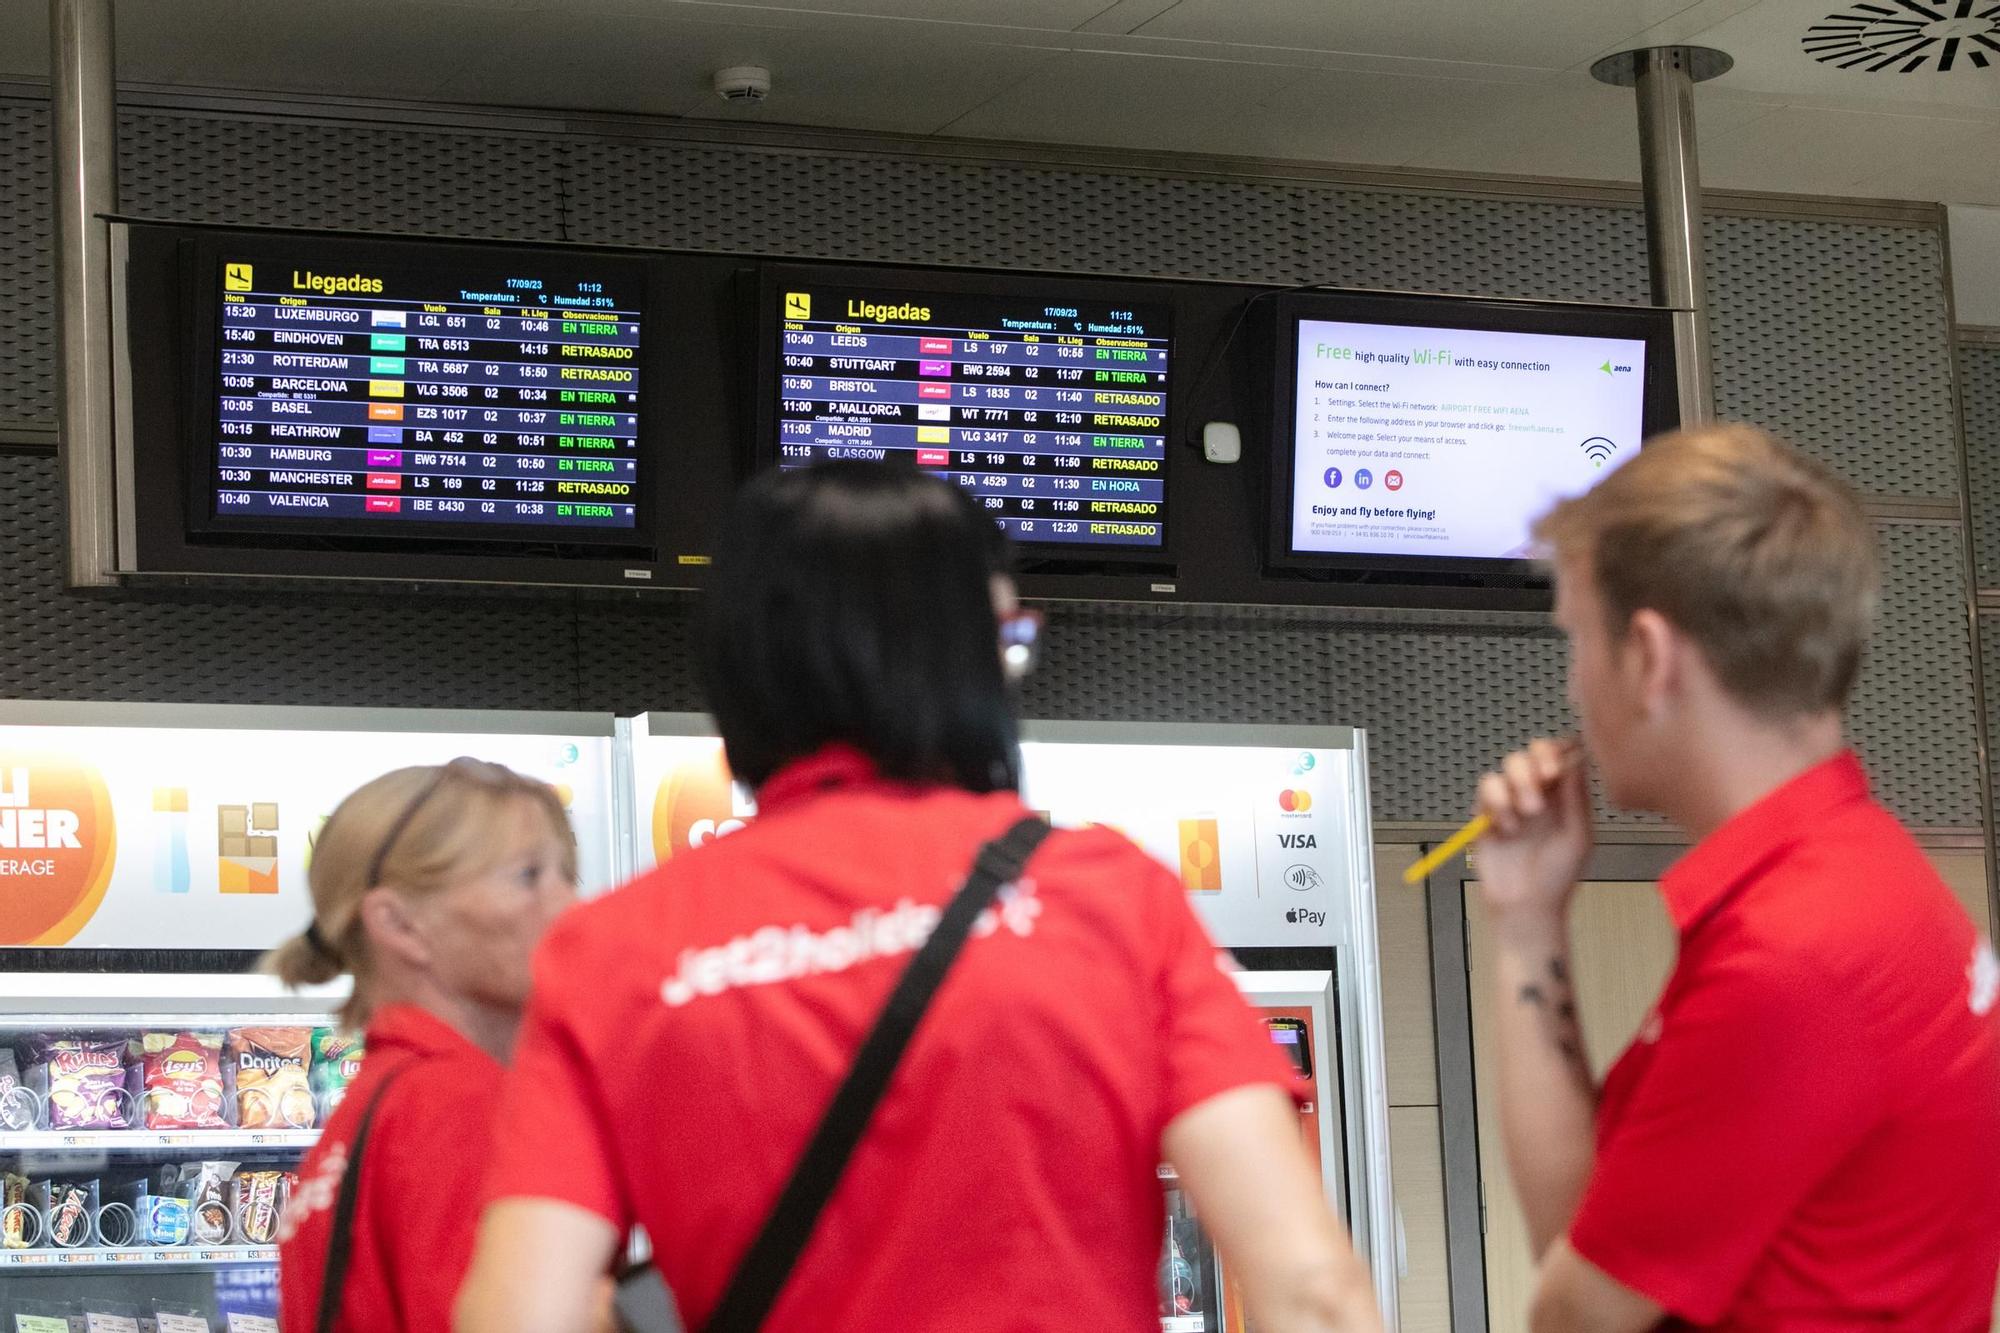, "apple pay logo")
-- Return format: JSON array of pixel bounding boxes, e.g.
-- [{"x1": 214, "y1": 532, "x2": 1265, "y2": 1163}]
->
[{"x1": 1284, "y1": 908, "x2": 1326, "y2": 928}]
